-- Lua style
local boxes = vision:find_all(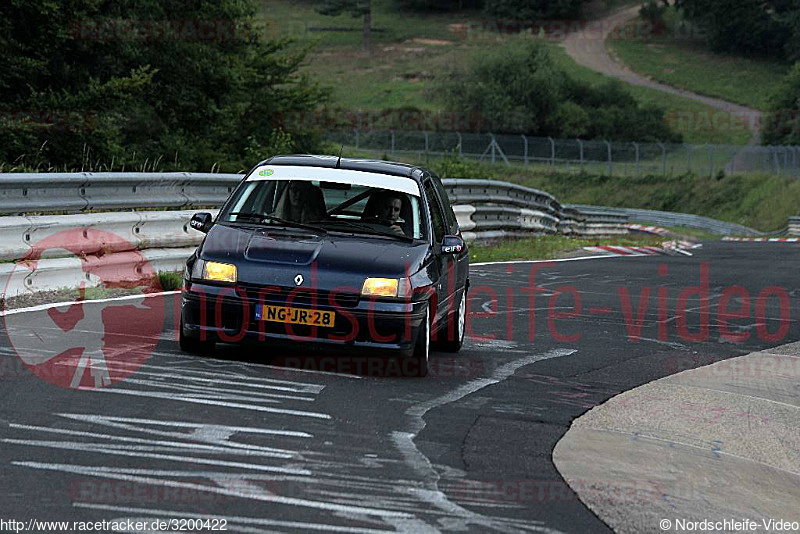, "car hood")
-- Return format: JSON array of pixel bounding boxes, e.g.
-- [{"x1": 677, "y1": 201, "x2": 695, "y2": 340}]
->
[{"x1": 199, "y1": 224, "x2": 430, "y2": 290}]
